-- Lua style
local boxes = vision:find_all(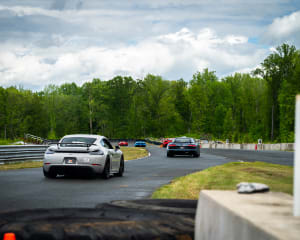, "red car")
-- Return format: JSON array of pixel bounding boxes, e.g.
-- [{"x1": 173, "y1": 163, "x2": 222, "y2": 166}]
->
[
  {"x1": 118, "y1": 141, "x2": 128, "y2": 146},
  {"x1": 163, "y1": 139, "x2": 173, "y2": 148}
]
